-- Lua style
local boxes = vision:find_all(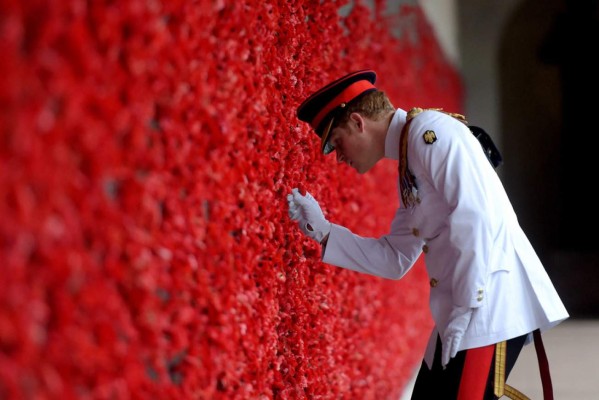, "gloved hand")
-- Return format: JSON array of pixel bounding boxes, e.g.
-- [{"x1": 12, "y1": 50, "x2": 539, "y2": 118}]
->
[
  {"x1": 287, "y1": 188, "x2": 331, "y2": 244},
  {"x1": 441, "y1": 306, "x2": 474, "y2": 368}
]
